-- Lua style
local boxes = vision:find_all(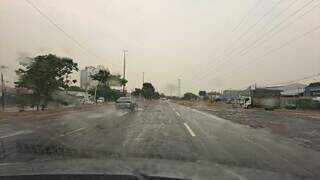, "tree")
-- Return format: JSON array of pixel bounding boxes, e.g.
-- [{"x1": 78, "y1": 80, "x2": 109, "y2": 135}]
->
[
  {"x1": 198, "y1": 90, "x2": 207, "y2": 97},
  {"x1": 119, "y1": 78, "x2": 128, "y2": 87},
  {"x1": 142, "y1": 82, "x2": 155, "y2": 99},
  {"x1": 67, "y1": 85, "x2": 85, "y2": 92},
  {"x1": 182, "y1": 92, "x2": 199, "y2": 101},
  {"x1": 132, "y1": 88, "x2": 142, "y2": 97},
  {"x1": 90, "y1": 70, "x2": 111, "y2": 86},
  {"x1": 153, "y1": 92, "x2": 160, "y2": 99},
  {"x1": 89, "y1": 70, "x2": 126, "y2": 101},
  {"x1": 15, "y1": 54, "x2": 78, "y2": 110}
]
